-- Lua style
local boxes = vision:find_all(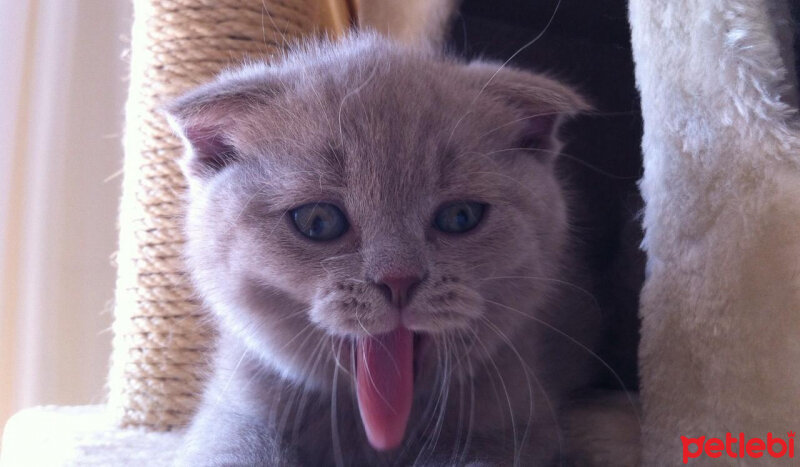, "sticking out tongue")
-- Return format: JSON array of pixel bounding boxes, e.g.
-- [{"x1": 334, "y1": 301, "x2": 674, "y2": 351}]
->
[{"x1": 356, "y1": 328, "x2": 414, "y2": 451}]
